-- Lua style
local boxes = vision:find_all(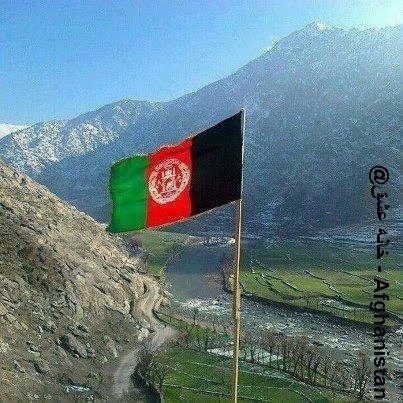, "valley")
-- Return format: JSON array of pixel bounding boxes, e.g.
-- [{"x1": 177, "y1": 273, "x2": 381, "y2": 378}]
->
[
  {"x1": 1, "y1": 164, "x2": 399, "y2": 401},
  {"x1": 133, "y1": 229, "x2": 402, "y2": 401},
  {"x1": 1, "y1": 17, "x2": 400, "y2": 402}
]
